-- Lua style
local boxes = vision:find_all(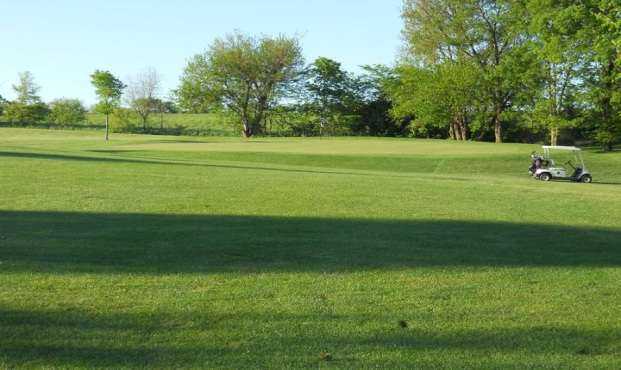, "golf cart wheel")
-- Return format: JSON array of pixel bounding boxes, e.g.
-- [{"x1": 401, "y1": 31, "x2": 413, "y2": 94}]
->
[
  {"x1": 580, "y1": 175, "x2": 593, "y2": 183},
  {"x1": 540, "y1": 173, "x2": 552, "y2": 182}
]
